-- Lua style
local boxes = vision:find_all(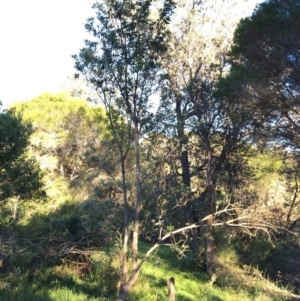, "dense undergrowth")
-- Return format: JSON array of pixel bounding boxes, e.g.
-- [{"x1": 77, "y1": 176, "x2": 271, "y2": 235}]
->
[
  {"x1": 0, "y1": 234, "x2": 297, "y2": 301},
  {"x1": 0, "y1": 196, "x2": 298, "y2": 301}
]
